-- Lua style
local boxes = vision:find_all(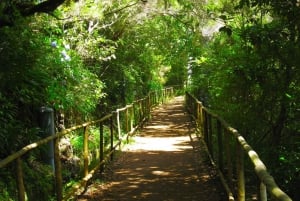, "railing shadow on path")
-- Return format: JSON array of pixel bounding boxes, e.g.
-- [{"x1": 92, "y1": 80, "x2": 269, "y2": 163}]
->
[
  {"x1": 0, "y1": 88, "x2": 174, "y2": 201},
  {"x1": 77, "y1": 96, "x2": 222, "y2": 201}
]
